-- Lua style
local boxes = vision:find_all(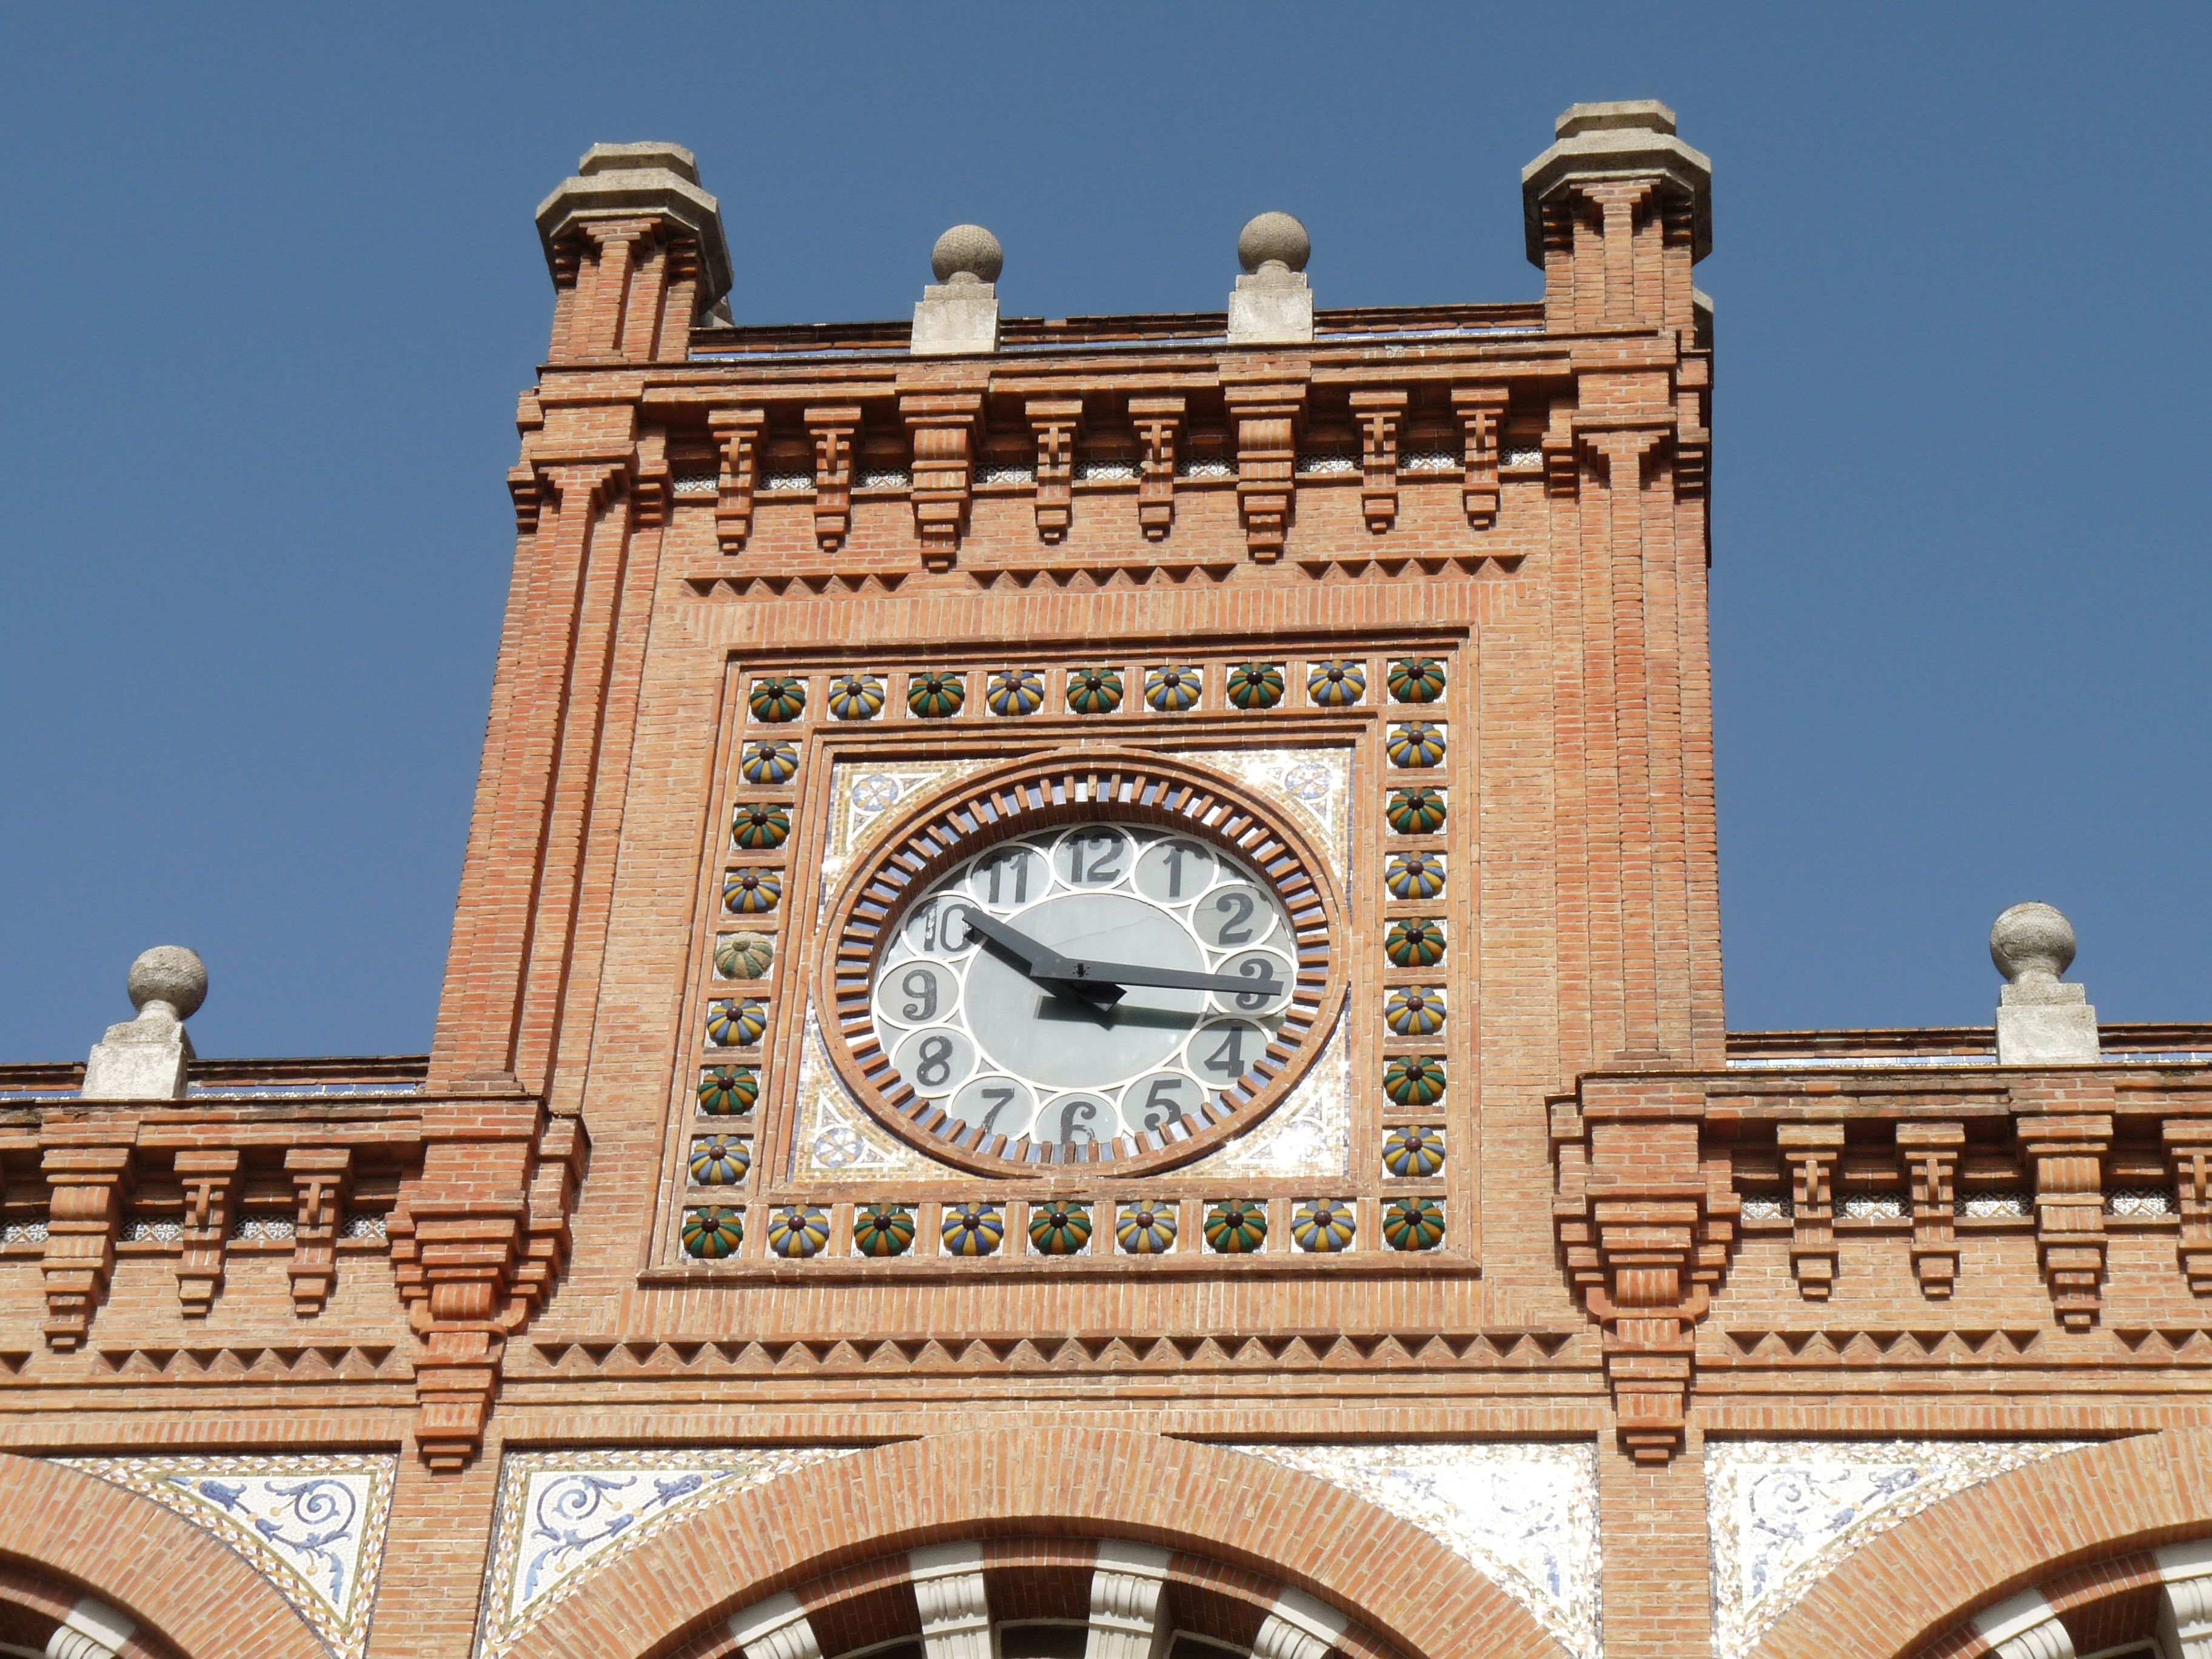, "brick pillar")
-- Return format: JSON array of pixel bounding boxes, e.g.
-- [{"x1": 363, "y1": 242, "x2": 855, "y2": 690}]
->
[
  {"x1": 431, "y1": 449, "x2": 643, "y2": 1097},
  {"x1": 1521, "y1": 102, "x2": 1709, "y2": 336}
]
